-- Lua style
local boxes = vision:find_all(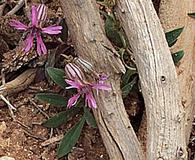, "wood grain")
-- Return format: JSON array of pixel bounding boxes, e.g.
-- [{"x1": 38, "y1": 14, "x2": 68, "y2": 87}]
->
[
  {"x1": 159, "y1": 0, "x2": 195, "y2": 144},
  {"x1": 60, "y1": 0, "x2": 144, "y2": 159},
  {"x1": 116, "y1": 0, "x2": 187, "y2": 159}
]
